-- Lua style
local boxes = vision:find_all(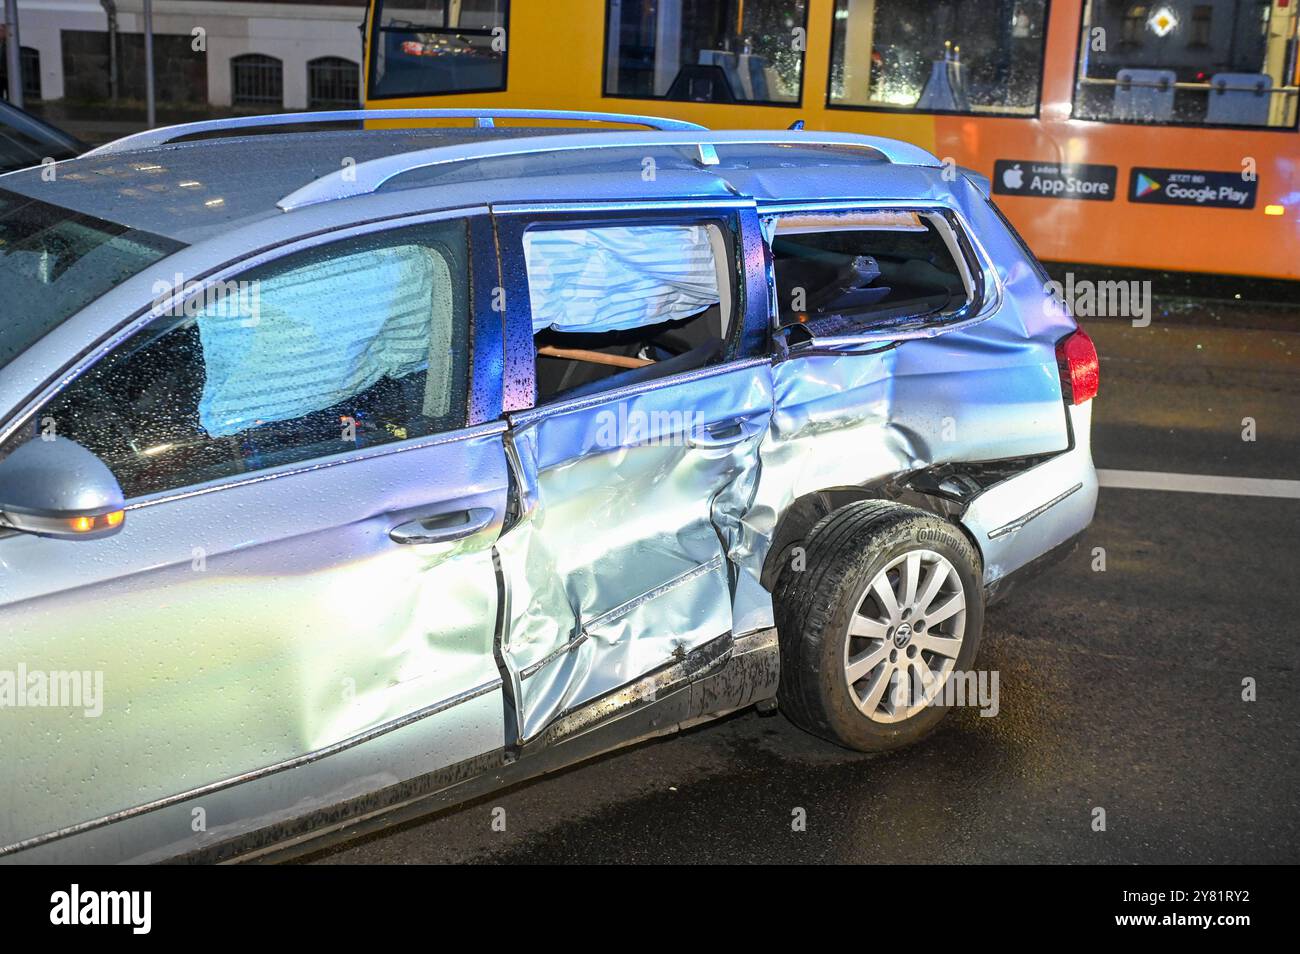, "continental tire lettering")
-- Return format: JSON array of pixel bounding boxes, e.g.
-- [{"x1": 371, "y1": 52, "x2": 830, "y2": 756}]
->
[{"x1": 916, "y1": 527, "x2": 961, "y2": 551}]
